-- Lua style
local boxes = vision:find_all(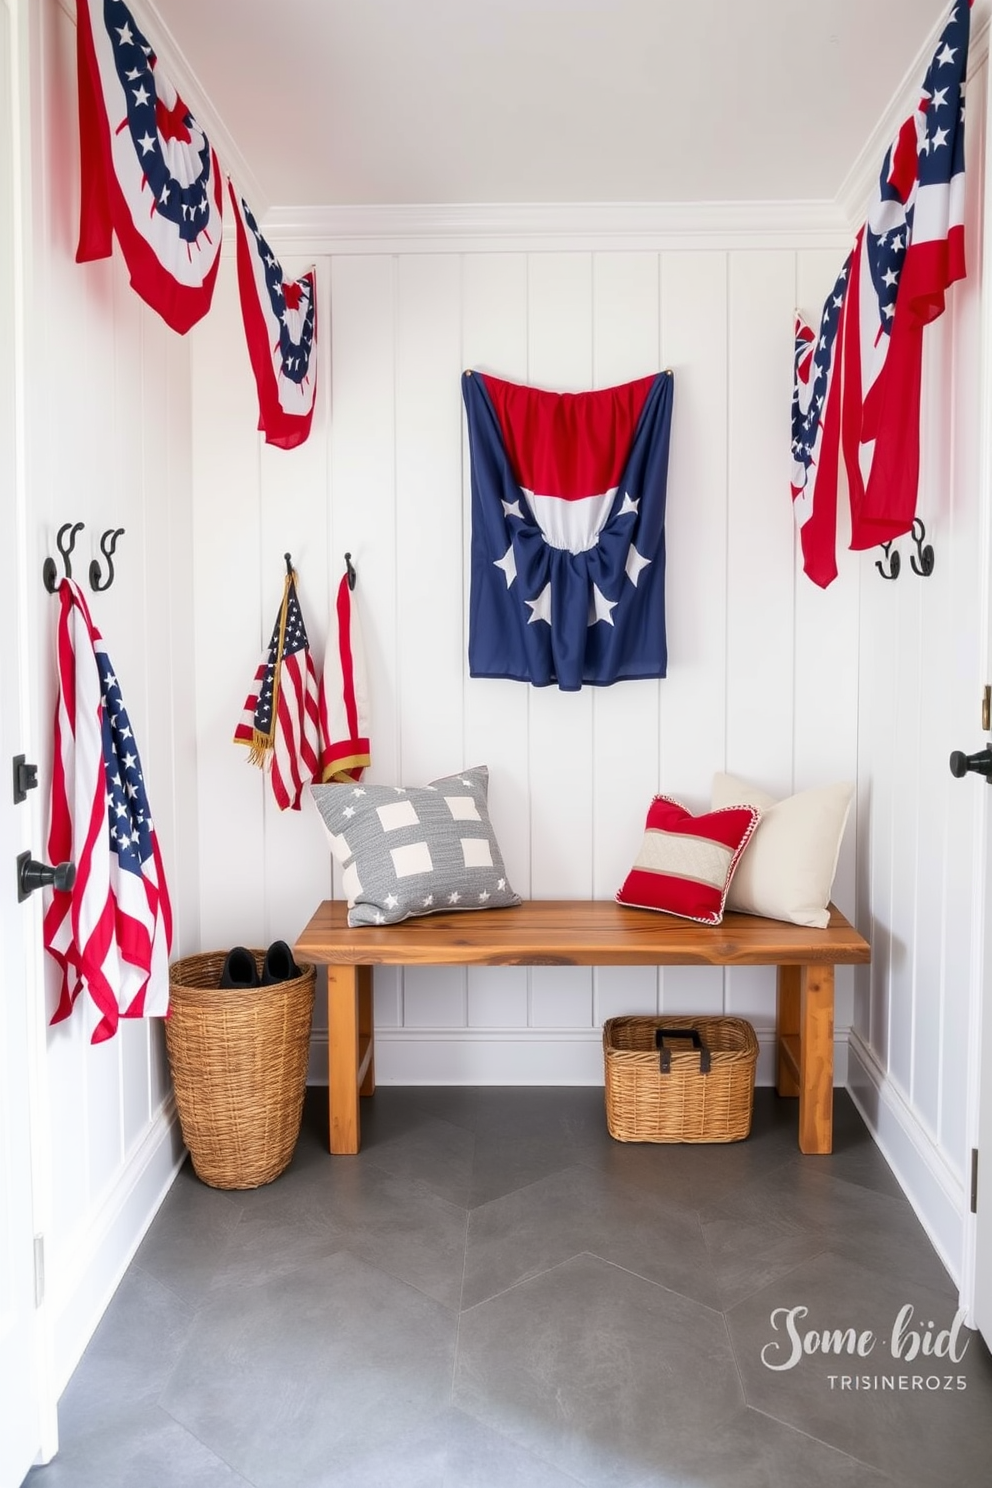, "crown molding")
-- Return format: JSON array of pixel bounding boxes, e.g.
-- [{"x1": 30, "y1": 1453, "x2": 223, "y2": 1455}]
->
[
  {"x1": 837, "y1": 0, "x2": 991, "y2": 231},
  {"x1": 257, "y1": 199, "x2": 853, "y2": 254}
]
